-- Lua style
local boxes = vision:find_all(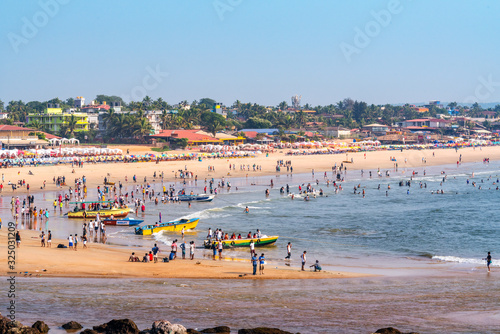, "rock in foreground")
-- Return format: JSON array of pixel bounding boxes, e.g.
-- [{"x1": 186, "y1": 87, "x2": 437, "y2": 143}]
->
[
  {"x1": 150, "y1": 320, "x2": 186, "y2": 334},
  {"x1": 93, "y1": 319, "x2": 139, "y2": 334},
  {"x1": 374, "y1": 328, "x2": 419, "y2": 334},
  {"x1": 238, "y1": 328, "x2": 294, "y2": 334},
  {"x1": 200, "y1": 326, "x2": 230, "y2": 333},
  {"x1": 62, "y1": 321, "x2": 83, "y2": 330}
]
